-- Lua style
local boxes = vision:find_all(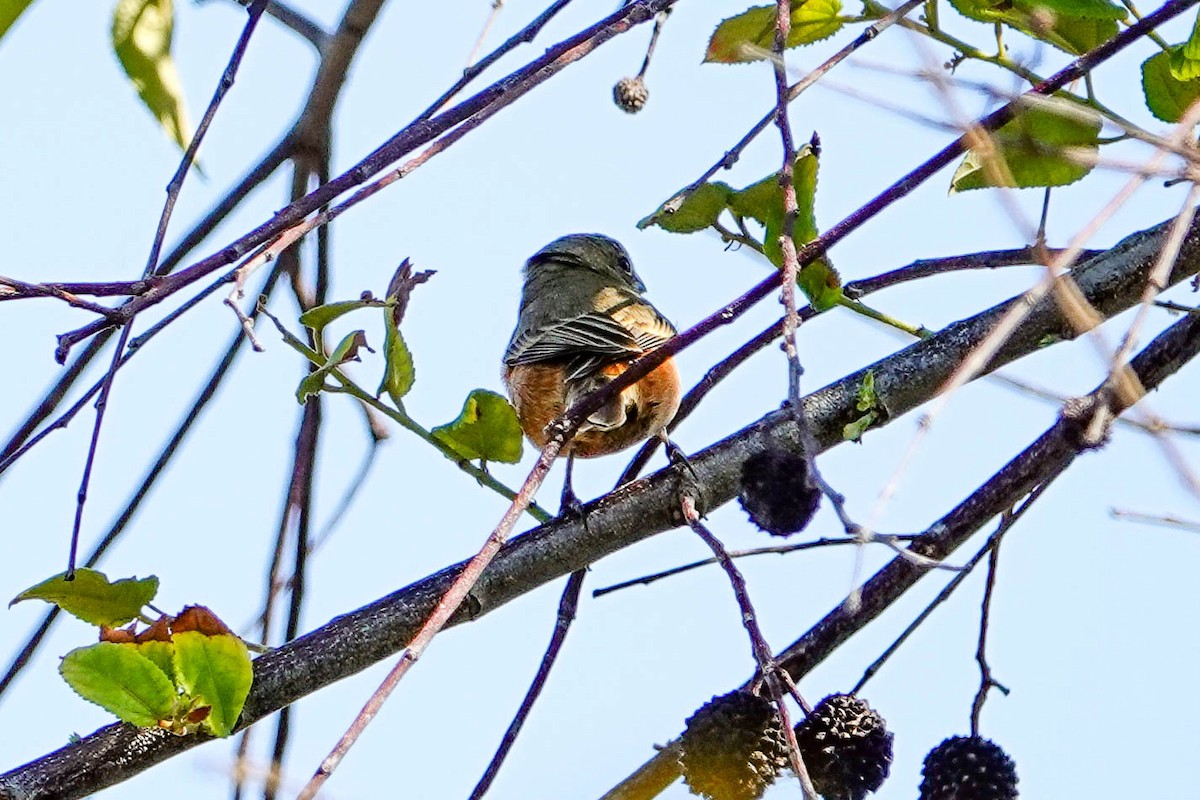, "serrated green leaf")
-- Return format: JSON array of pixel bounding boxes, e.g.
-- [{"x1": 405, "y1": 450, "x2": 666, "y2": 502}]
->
[
  {"x1": 173, "y1": 631, "x2": 252, "y2": 738},
  {"x1": 60, "y1": 642, "x2": 176, "y2": 727},
  {"x1": 1142, "y1": 48, "x2": 1200, "y2": 123},
  {"x1": 377, "y1": 314, "x2": 415, "y2": 404},
  {"x1": 951, "y1": 96, "x2": 1101, "y2": 191},
  {"x1": 112, "y1": 0, "x2": 193, "y2": 152},
  {"x1": 638, "y1": 182, "x2": 735, "y2": 233},
  {"x1": 296, "y1": 330, "x2": 372, "y2": 403},
  {"x1": 11, "y1": 569, "x2": 158, "y2": 626},
  {"x1": 432, "y1": 389, "x2": 523, "y2": 464},
  {"x1": 299, "y1": 300, "x2": 377, "y2": 333},
  {"x1": 0, "y1": 0, "x2": 37, "y2": 38},
  {"x1": 705, "y1": 1, "x2": 843, "y2": 64}
]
